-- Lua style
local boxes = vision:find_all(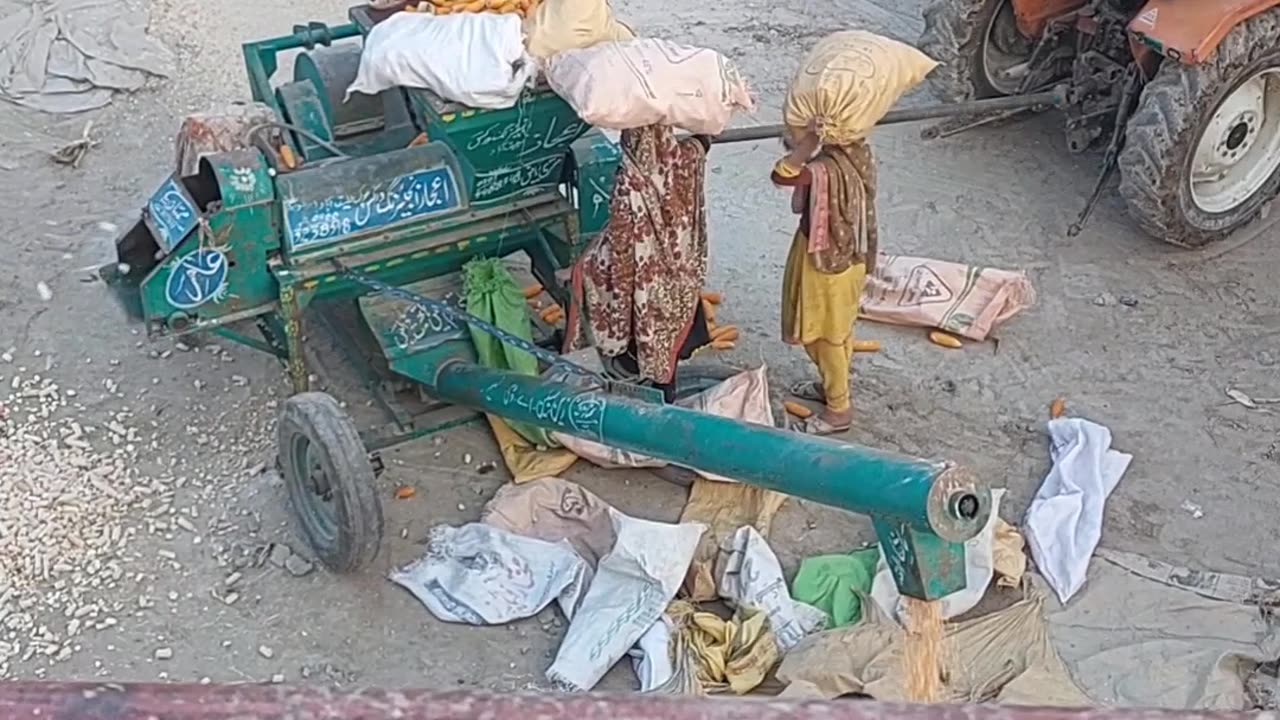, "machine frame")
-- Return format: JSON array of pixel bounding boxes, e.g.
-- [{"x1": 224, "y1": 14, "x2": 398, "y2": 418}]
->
[{"x1": 101, "y1": 6, "x2": 996, "y2": 600}]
